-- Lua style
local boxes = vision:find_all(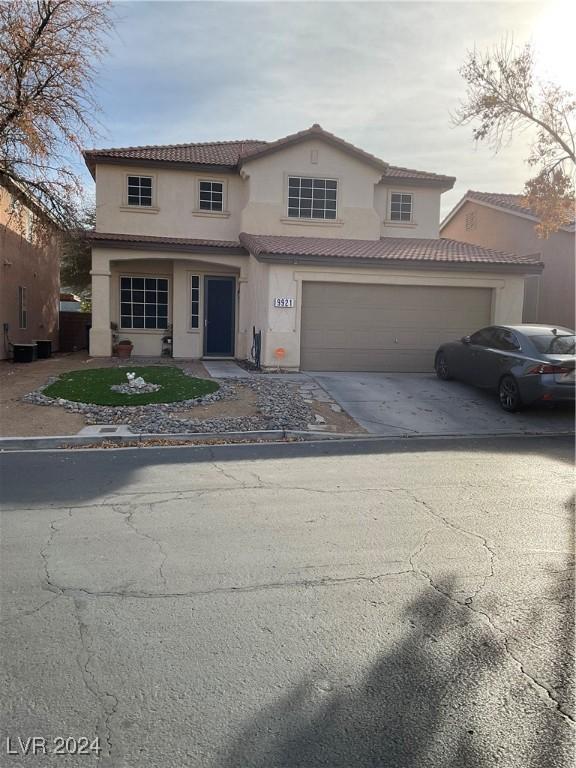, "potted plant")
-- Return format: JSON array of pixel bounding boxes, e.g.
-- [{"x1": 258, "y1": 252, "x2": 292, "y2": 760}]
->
[{"x1": 117, "y1": 339, "x2": 133, "y2": 359}]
